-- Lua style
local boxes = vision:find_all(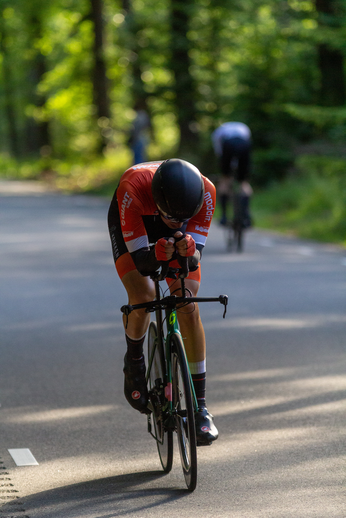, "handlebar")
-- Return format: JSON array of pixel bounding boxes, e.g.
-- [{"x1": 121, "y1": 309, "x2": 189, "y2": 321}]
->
[
  {"x1": 121, "y1": 295, "x2": 228, "y2": 318},
  {"x1": 121, "y1": 233, "x2": 228, "y2": 319},
  {"x1": 121, "y1": 277, "x2": 228, "y2": 318}
]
